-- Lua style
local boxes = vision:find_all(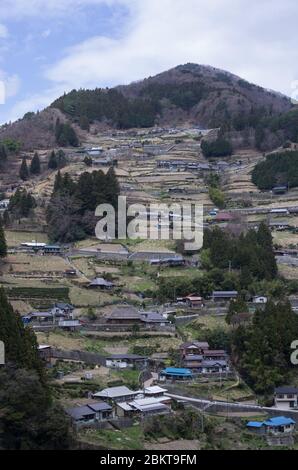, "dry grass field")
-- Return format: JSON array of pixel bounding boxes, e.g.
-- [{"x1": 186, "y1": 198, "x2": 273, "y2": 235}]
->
[
  {"x1": 5, "y1": 230, "x2": 48, "y2": 248},
  {"x1": 5, "y1": 253, "x2": 70, "y2": 273}
]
